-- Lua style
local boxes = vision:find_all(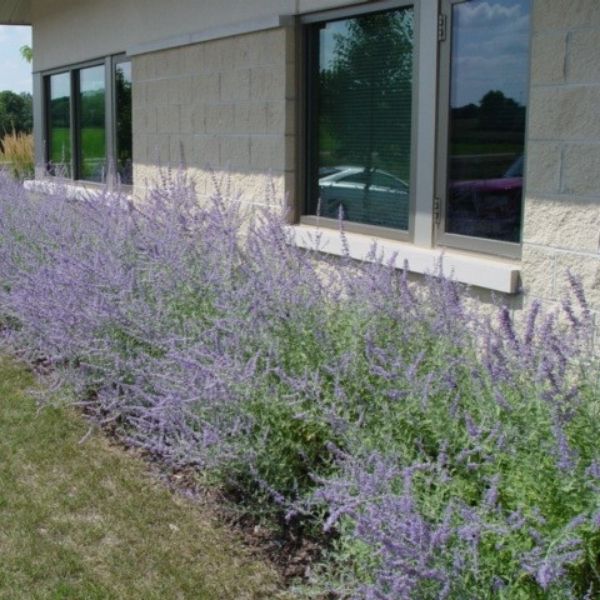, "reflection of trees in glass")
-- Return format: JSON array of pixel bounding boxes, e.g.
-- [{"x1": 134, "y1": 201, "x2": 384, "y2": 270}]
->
[
  {"x1": 115, "y1": 64, "x2": 132, "y2": 185},
  {"x1": 79, "y1": 67, "x2": 106, "y2": 182},
  {"x1": 49, "y1": 74, "x2": 72, "y2": 175},
  {"x1": 79, "y1": 90, "x2": 105, "y2": 128},
  {"x1": 478, "y1": 90, "x2": 525, "y2": 131},
  {"x1": 319, "y1": 9, "x2": 413, "y2": 187},
  {"x1": 50, "y1": 95, "x2": 70, "y2": 129},
  {"x1": 0, "y1": 91, "x2": 33, "y2": 135},
  {"x1": 450, "y1": 90, "x2": 526, "y2": 168}
]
